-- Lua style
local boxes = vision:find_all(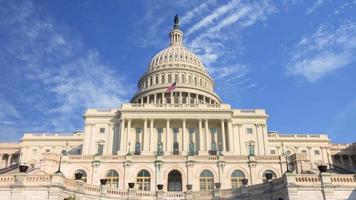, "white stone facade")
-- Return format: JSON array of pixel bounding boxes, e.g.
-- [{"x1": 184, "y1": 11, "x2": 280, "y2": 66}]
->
[{"x1": 0, "y1": 16, "x2": 355, "y2": 200}]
